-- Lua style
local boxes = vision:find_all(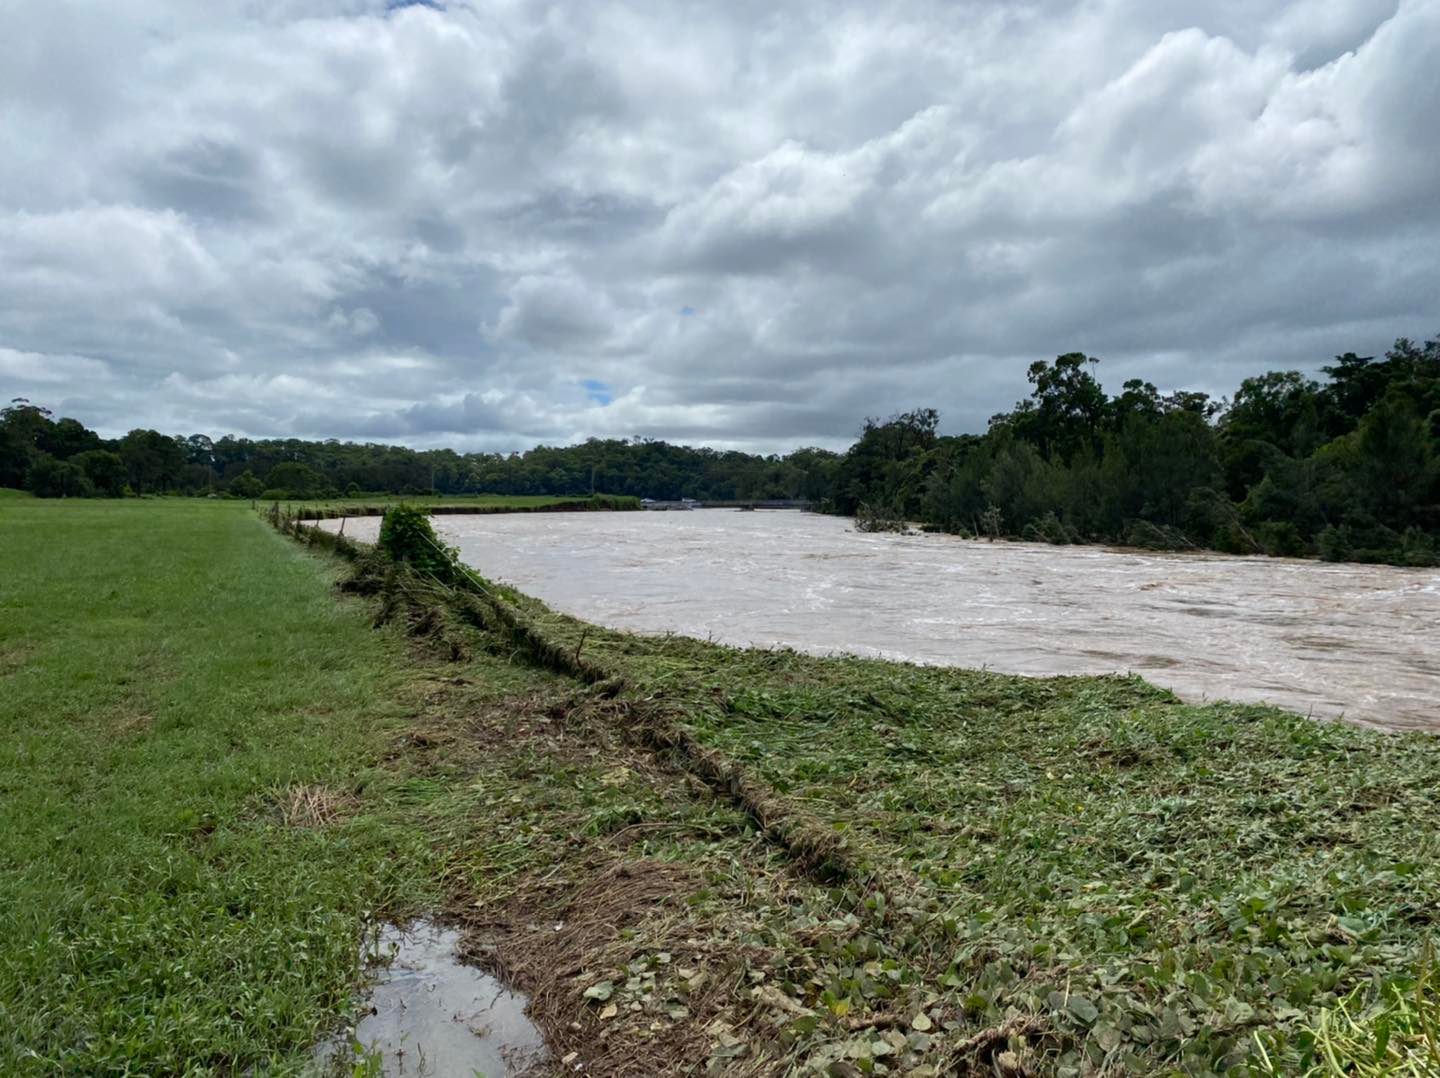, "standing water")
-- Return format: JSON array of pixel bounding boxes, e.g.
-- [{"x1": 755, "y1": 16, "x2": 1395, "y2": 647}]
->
[
  {"x1": 319, "y1": 511, "x2": 1440, "y2": 732},
  {"x1": 315, "y1": 921, "x2": 545, "y2": 1076}
]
